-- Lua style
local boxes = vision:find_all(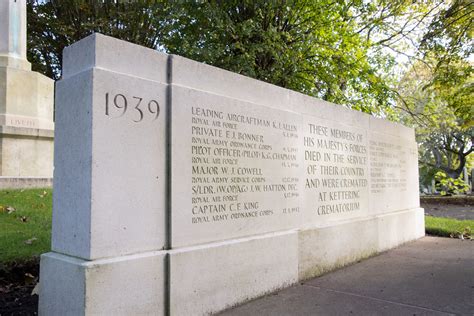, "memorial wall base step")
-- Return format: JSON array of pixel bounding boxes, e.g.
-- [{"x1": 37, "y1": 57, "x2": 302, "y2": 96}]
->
[
  {"x1": 298, "y1": 207, "x2": 425, "y2": 280},
  {"x1": 38, "y1": 251, "x2": 166, "y2": 316},
  {"x1": 169, "y1": 231, "x2": 299, "y2": 315}
]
